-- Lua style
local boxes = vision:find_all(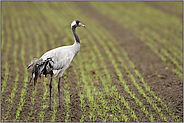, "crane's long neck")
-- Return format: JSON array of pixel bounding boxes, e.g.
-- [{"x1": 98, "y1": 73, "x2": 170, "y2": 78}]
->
[
  {"x1": 72, "y1": 26, "x2": 80, "y2": 44},
  {"x1": 71, "y1": 26, "x2": 80, "y2": 57}
]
